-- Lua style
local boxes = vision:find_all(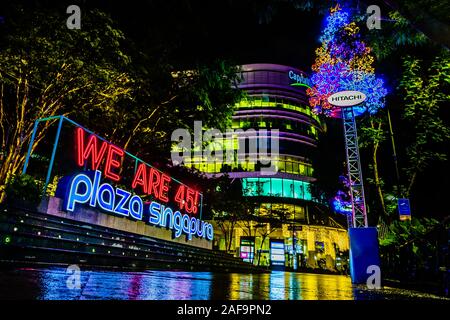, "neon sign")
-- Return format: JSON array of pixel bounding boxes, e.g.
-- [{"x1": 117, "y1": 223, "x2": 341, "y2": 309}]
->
[
  {"x1": 76, "y1": 127, "x2": 124, "y2": 182},
  {"x1": 56, "y1": 128, "x2": 213, "y2": 241},
  {"x1": 73, "y1": 128, "x2": 200, "y2": 214},
  {"x1": 288, "y1": 70, "x2": 312, "y2": 88},
  {"x1": 63, "y1": 170, "x2": 144, "y2": 219}
]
